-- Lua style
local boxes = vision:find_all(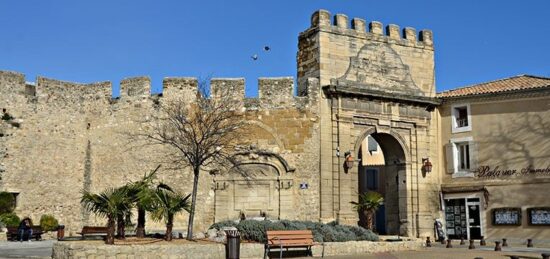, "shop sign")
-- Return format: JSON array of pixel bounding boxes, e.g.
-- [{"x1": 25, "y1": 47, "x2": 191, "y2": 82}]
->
[{"x1": 474, "y1": 165, "x2": 550, "y2": 178}]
